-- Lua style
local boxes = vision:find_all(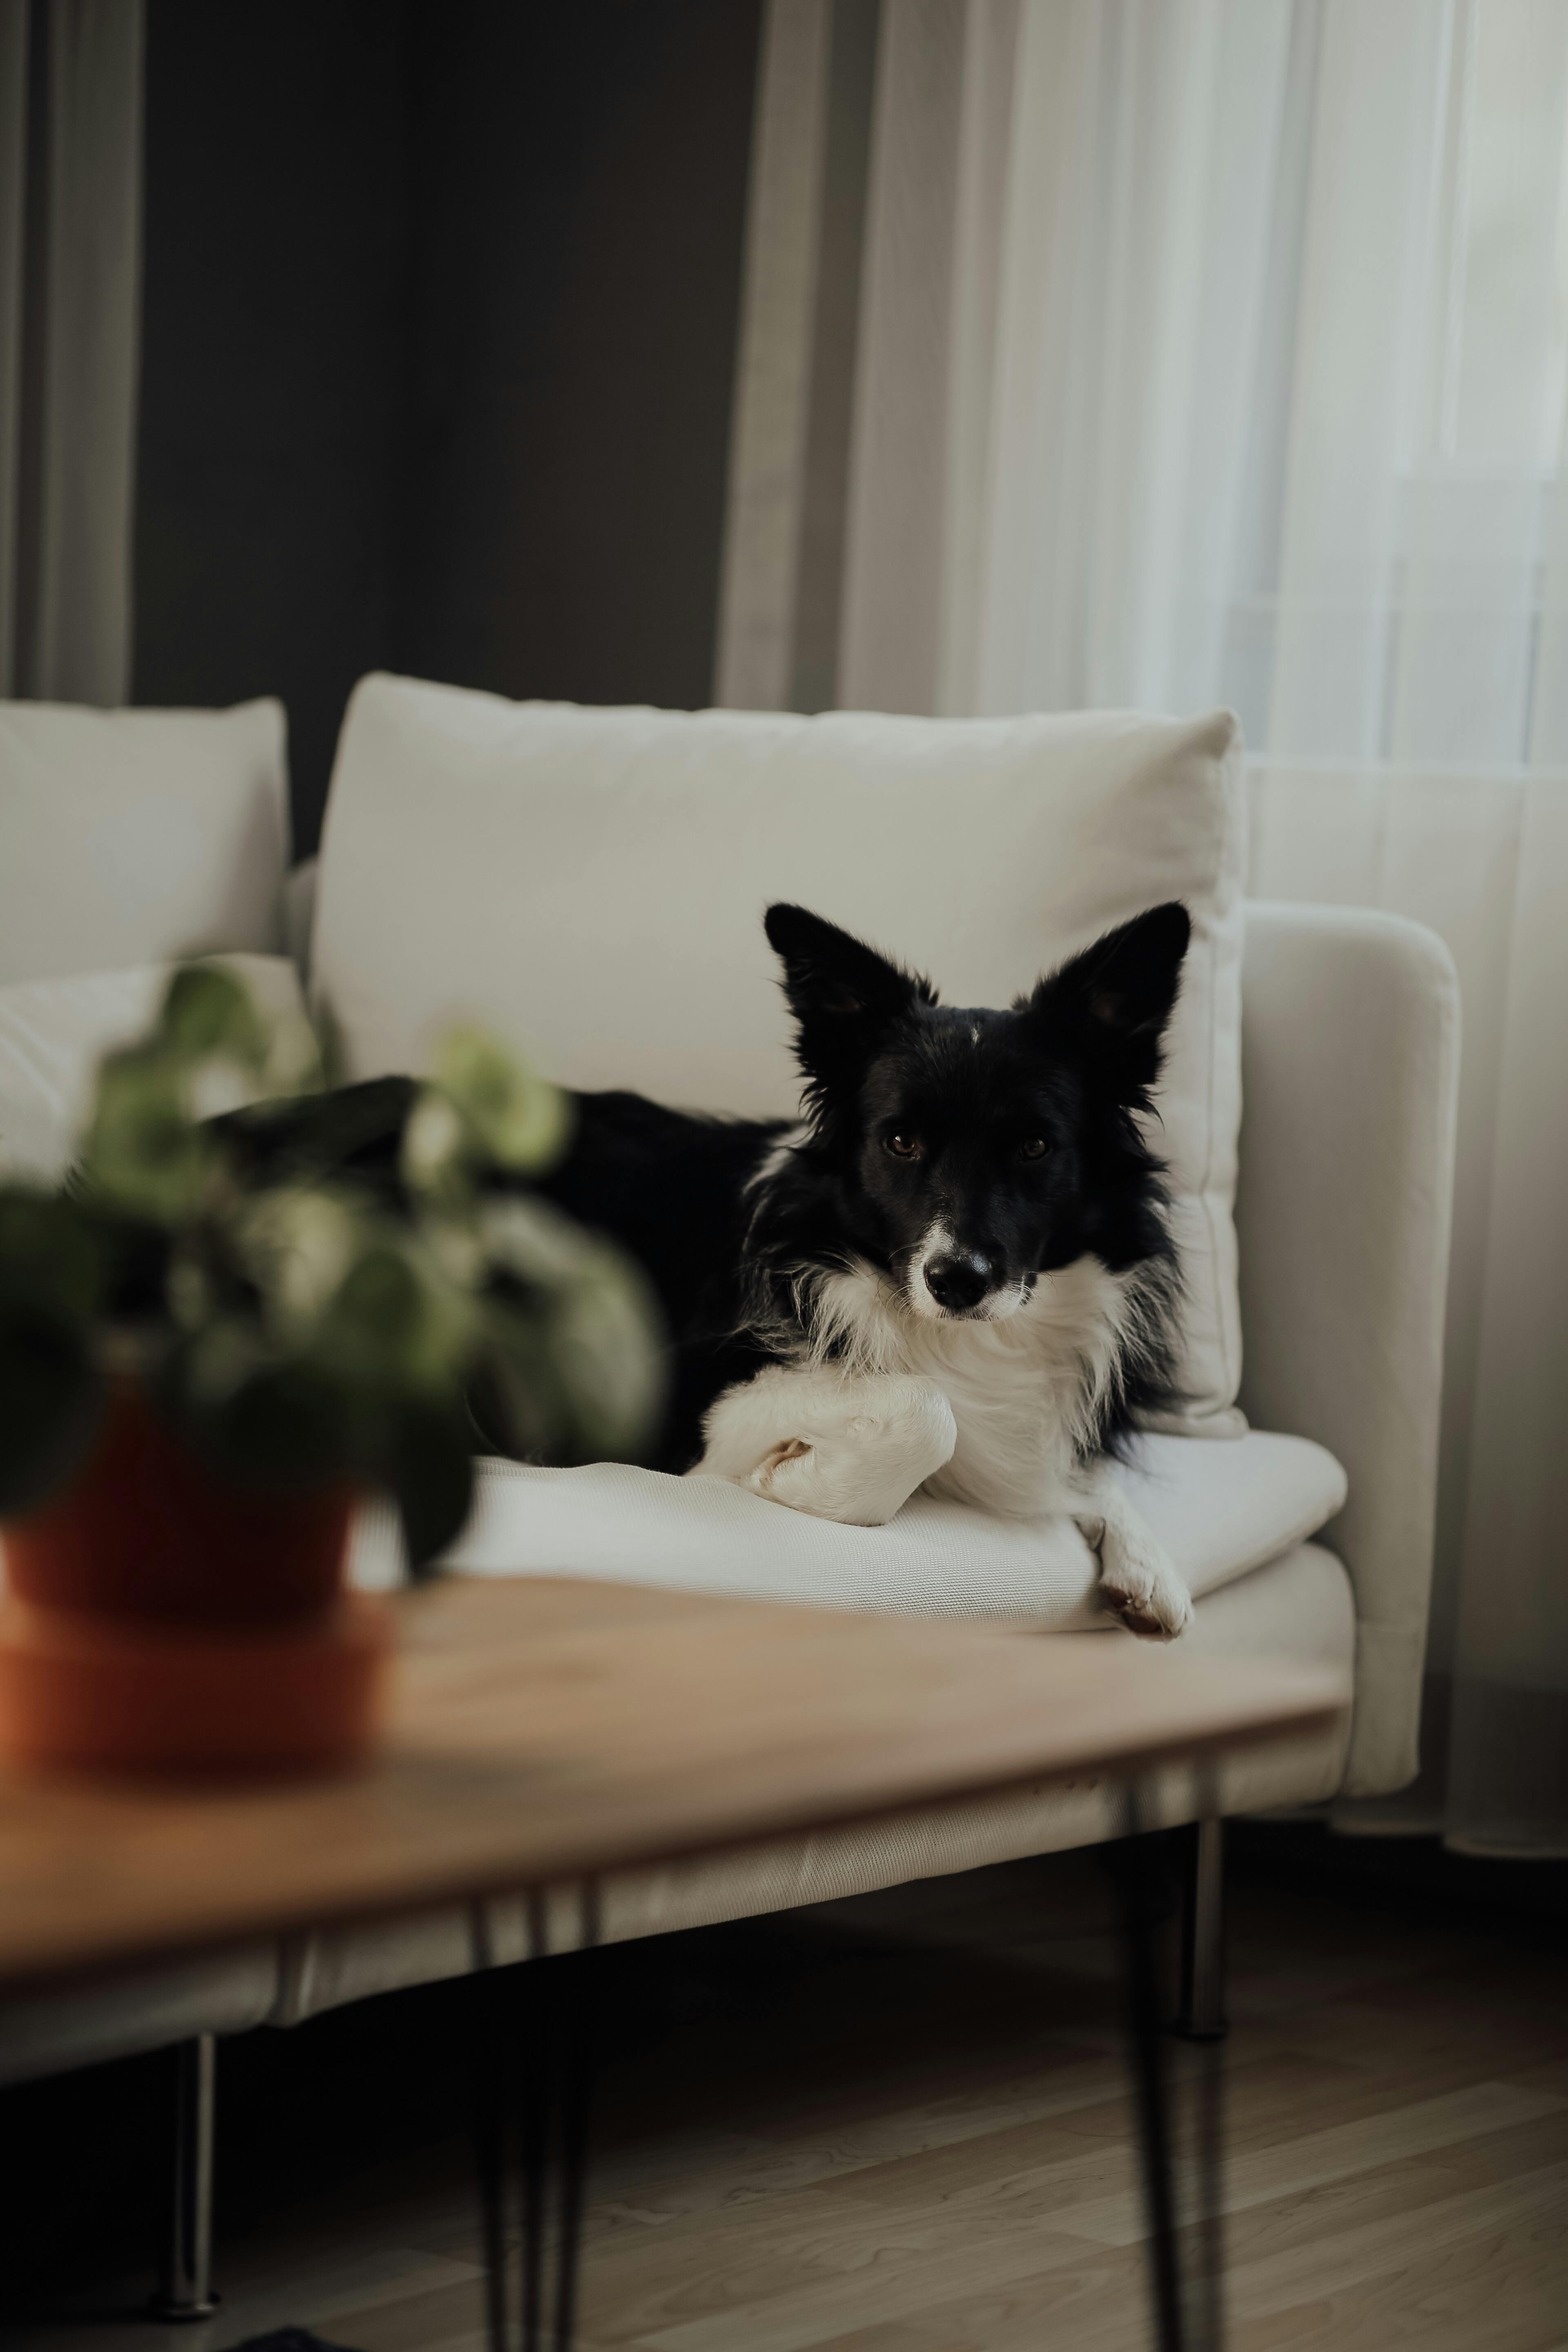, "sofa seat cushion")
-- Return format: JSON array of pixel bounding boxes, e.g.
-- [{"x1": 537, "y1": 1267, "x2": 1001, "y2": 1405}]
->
[{"x1": 350, "y1": 1430, "x2": 1345, "y2": 1633}]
